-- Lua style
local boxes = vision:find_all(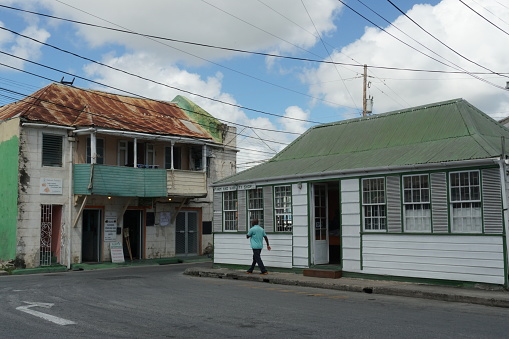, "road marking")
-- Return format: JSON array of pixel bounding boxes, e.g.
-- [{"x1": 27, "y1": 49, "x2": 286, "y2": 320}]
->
[{"x1": 16, "y1": 302, "x2": 75, "y2": 326}]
